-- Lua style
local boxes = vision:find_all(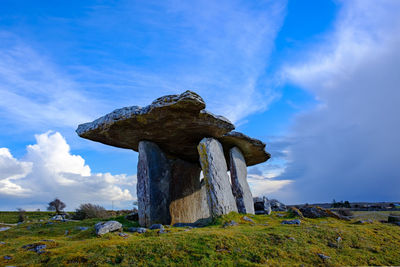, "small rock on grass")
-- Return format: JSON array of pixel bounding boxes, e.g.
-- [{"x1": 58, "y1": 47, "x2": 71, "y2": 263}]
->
[
  {"x1": 76, "y1": 226, "x2": 89, "y2": 231},
  {"x1": 0, "y1": 241, "x2": 6, "y2": 245},
  {"x1": 223, "y1": 220, "x2": 239, "y2": 228},
  {"x1": 4, "y1": 255, "x2": 12, "y2": 260},
  {"x1": 317, "y1": 253, "x2": 330, "y2": 260},
  {"x1": 119, "y1": 233, "x2": 129, "y2": 237},
  {"x1": 127, "y1": 227, "x2": 147, "y2": 233},
  {"x1": 95, "y1": 221, "x2": 122, "y2": 235},
  {"x1": 149, "y1": 224, "x2": 164, "y2": 230},
  {"x1": 281, "y1": 219, "x2": 301, "y2": 225},
  {"x1": 242, "y1": 216, "x2": 255, "y2": 223}
]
